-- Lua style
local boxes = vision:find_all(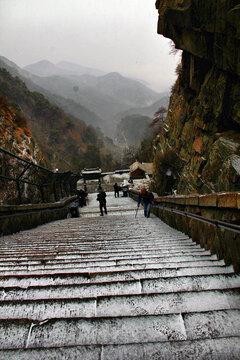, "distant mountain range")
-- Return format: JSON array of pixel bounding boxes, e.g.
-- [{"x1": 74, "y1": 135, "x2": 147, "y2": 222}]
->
[
  {"x1": 24, "y1": 59, "x2": 107, "y2": 77},
  {"x1": 0, "y1": 56, "x2": 104, "y2": 128},
  {"x1": 0, "y1": 56, "x2": 169, "y2": 136},
  {"x1": 0, "y1": 67, "x2": 122, "y2": 172}
]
